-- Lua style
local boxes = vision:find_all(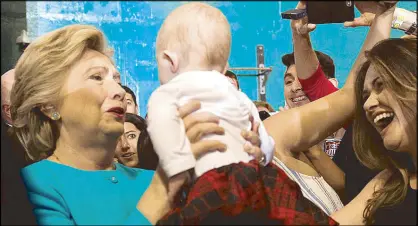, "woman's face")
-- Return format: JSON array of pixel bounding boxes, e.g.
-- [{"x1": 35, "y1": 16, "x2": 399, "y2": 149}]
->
[
  {"x1": 58, "y1": 50, "x2": 126, "y2": 141},
  {"x1": 115, "y1": 122, "x2": 140, "y2": 167},
  {"x1": 362, "y1": 66, "x2": 415, "y2": 152}
]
